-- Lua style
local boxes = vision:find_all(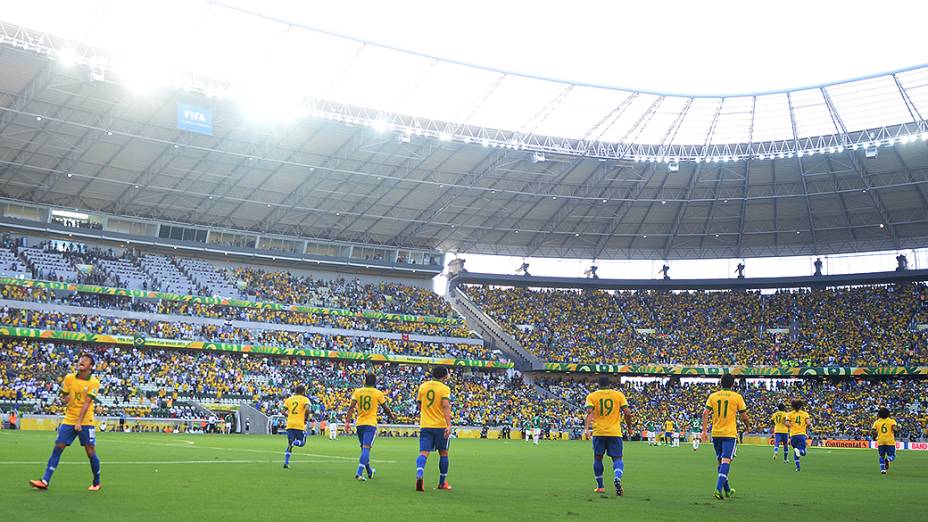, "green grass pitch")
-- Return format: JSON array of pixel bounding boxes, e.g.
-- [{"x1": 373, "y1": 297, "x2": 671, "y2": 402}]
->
[{"x1": 2, "y1": 431, "x2": 925, "y2": 521}]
